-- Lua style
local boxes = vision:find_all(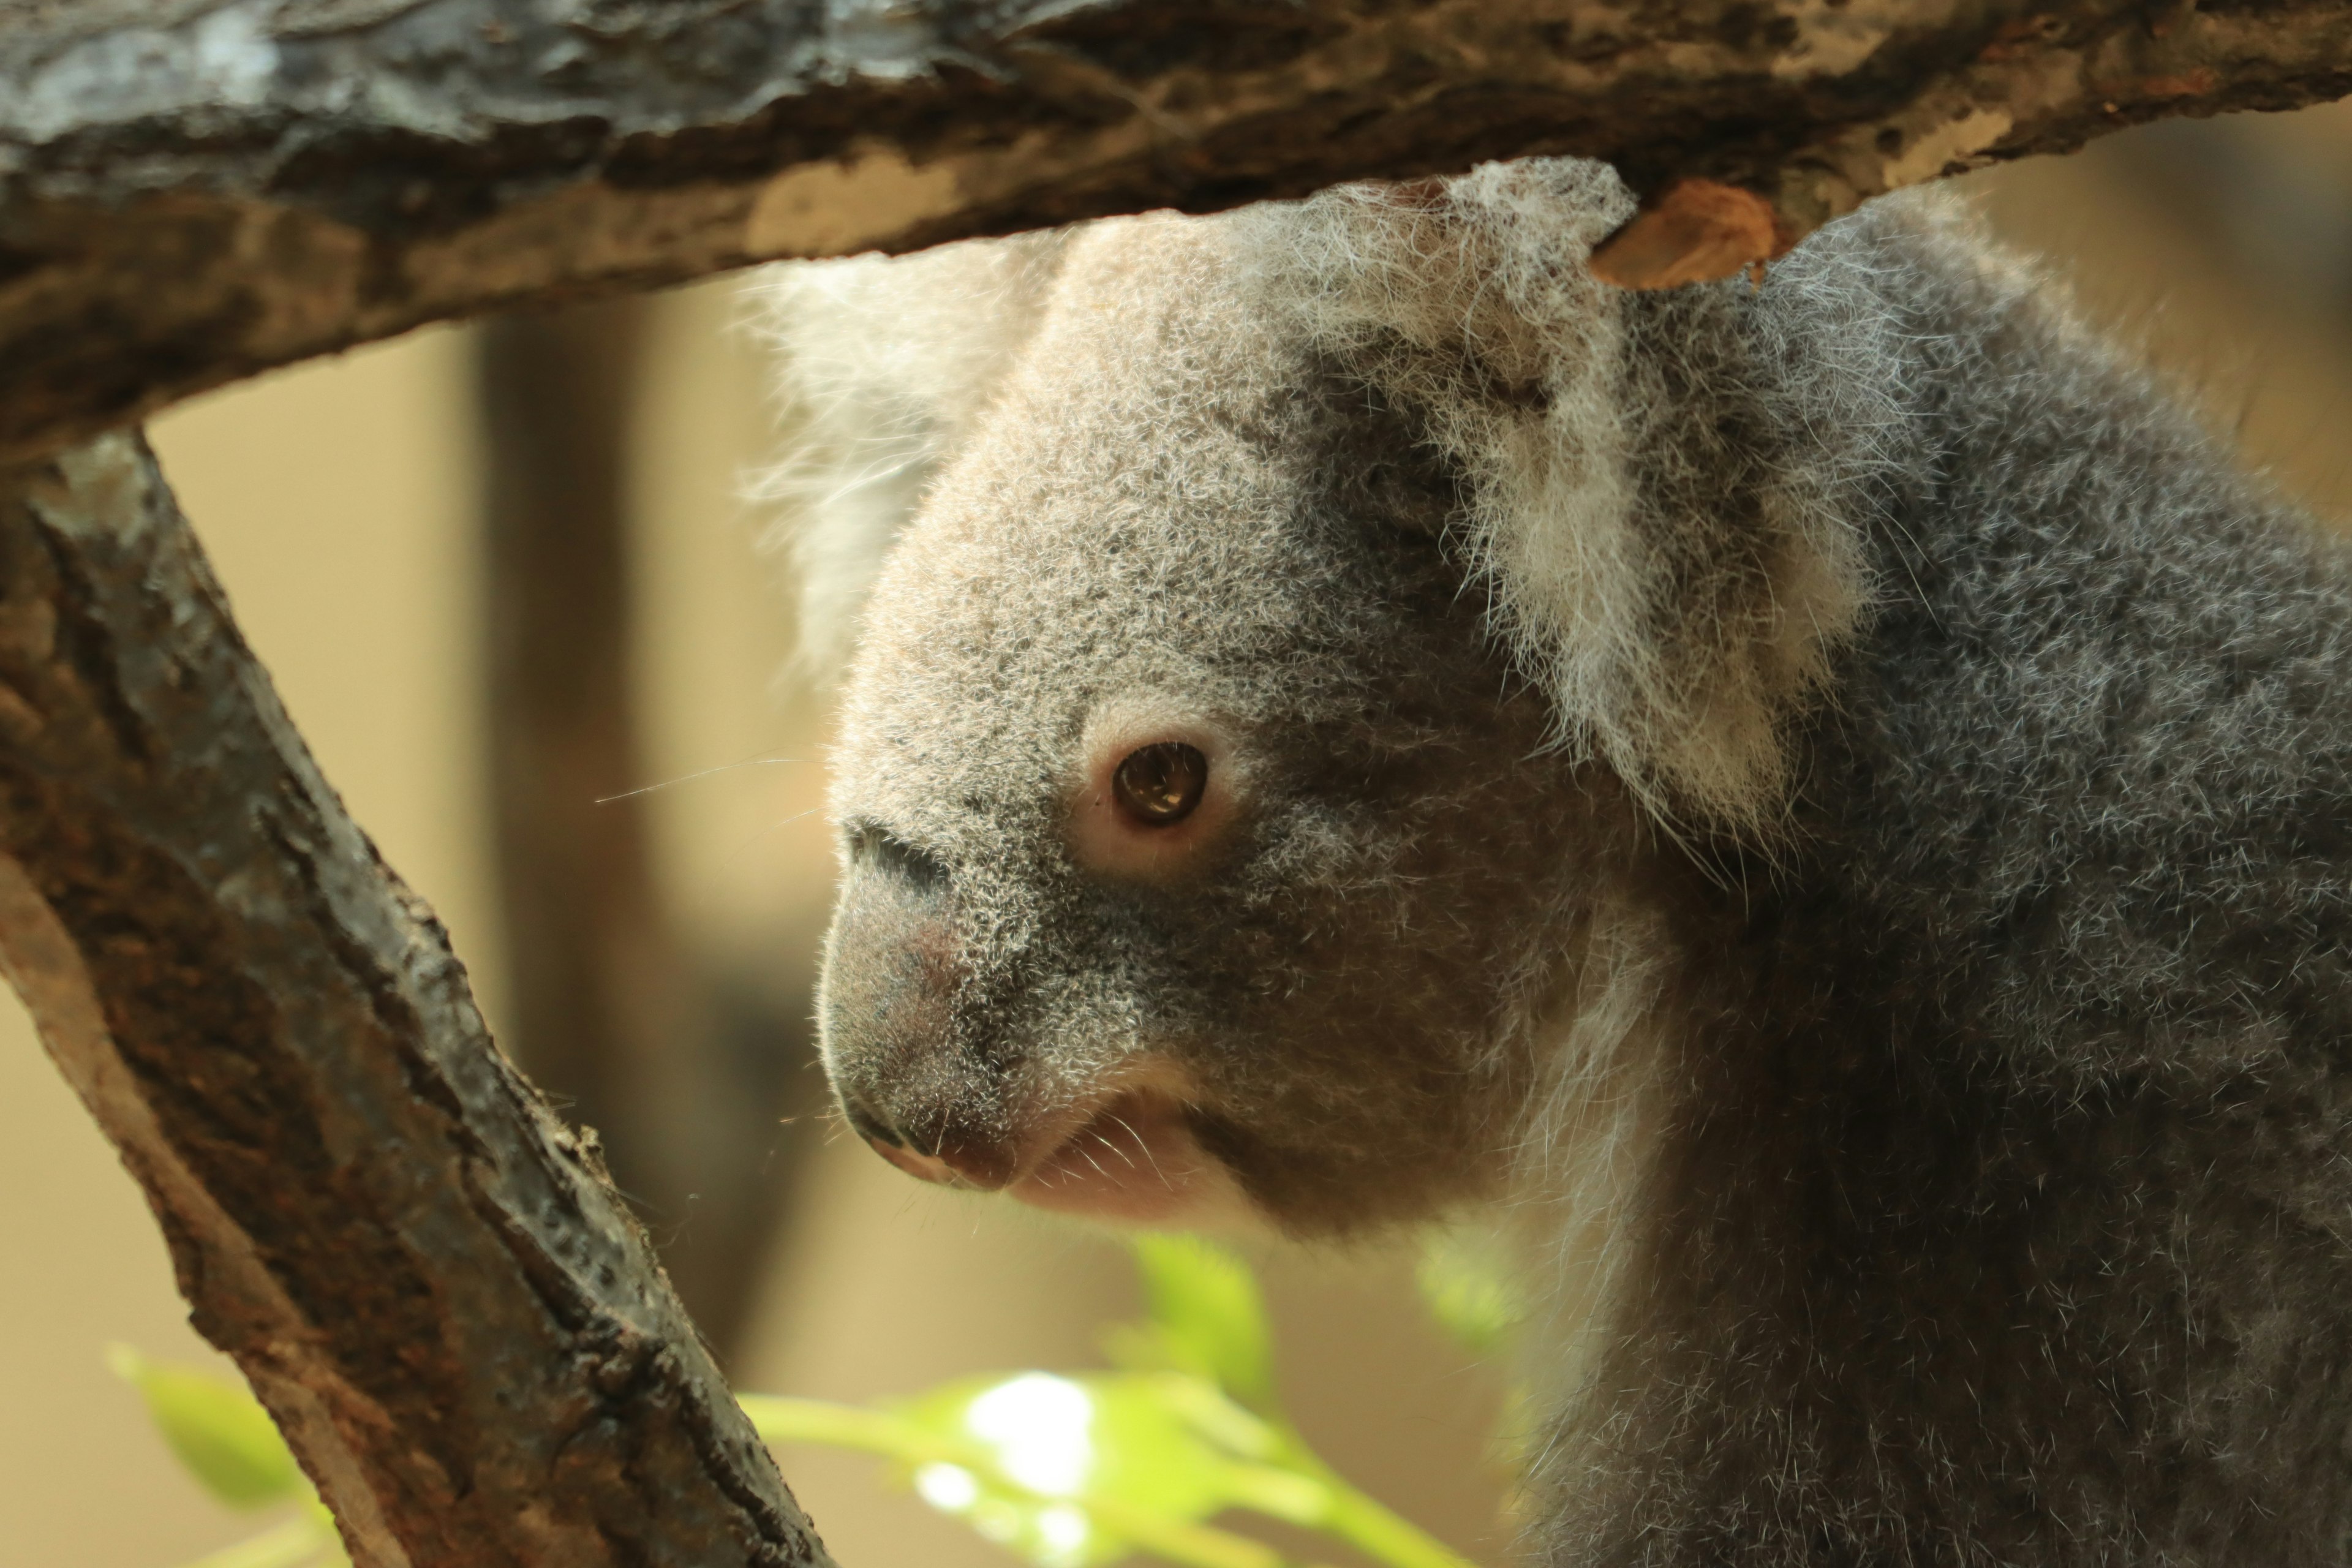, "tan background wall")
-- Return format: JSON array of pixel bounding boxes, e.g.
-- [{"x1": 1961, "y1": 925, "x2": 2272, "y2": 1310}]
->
[{"x1": 8, "y1": 105, "x2": 2352, "y2": 1568}]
